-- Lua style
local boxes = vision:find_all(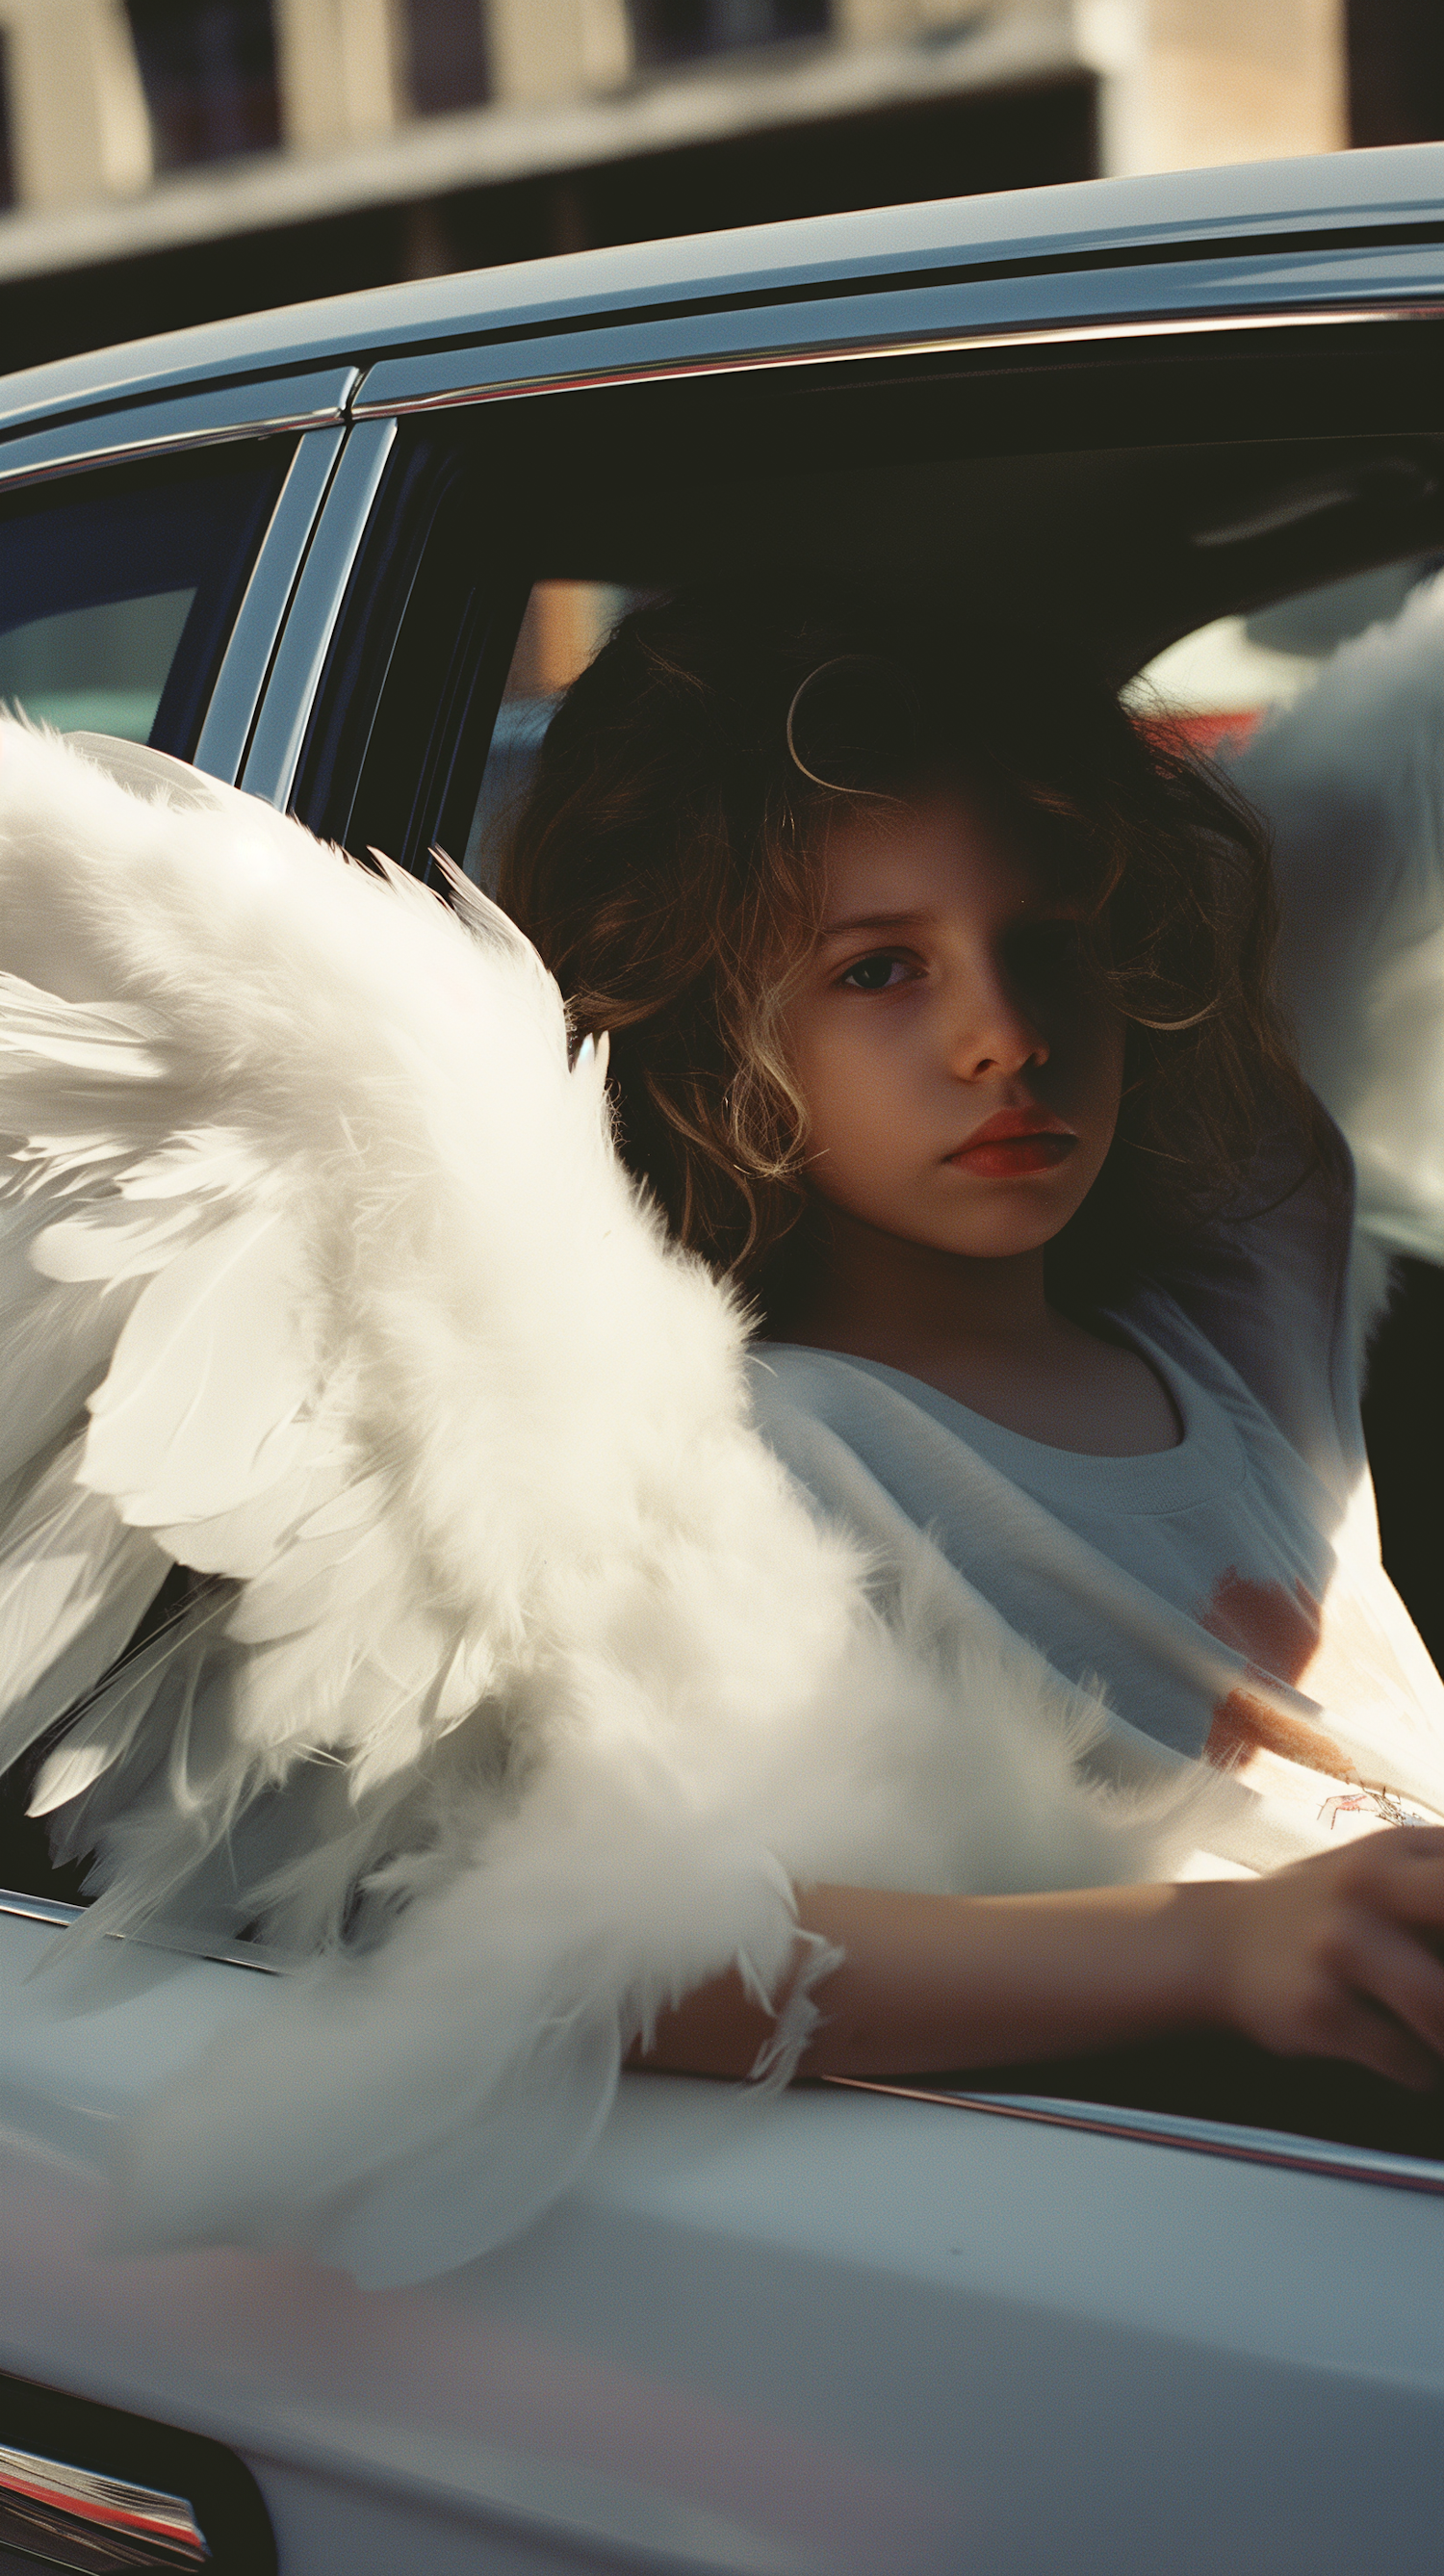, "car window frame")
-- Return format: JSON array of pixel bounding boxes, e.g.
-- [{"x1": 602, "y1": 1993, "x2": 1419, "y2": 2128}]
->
[
  {"x1": 275, "y1": 306, "x2": 1444, "y2": 2190},
  {"x1": 9, "y1": 300, "x2": 1442, "y2": 2198}
]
